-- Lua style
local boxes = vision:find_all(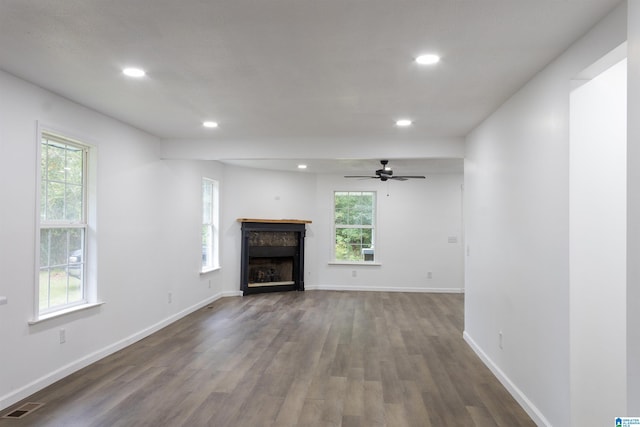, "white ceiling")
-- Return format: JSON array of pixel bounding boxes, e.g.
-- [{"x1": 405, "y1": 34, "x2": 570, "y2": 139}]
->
[{"x1": 0, "y1": 0, "x2": 620, "y2": 174}]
